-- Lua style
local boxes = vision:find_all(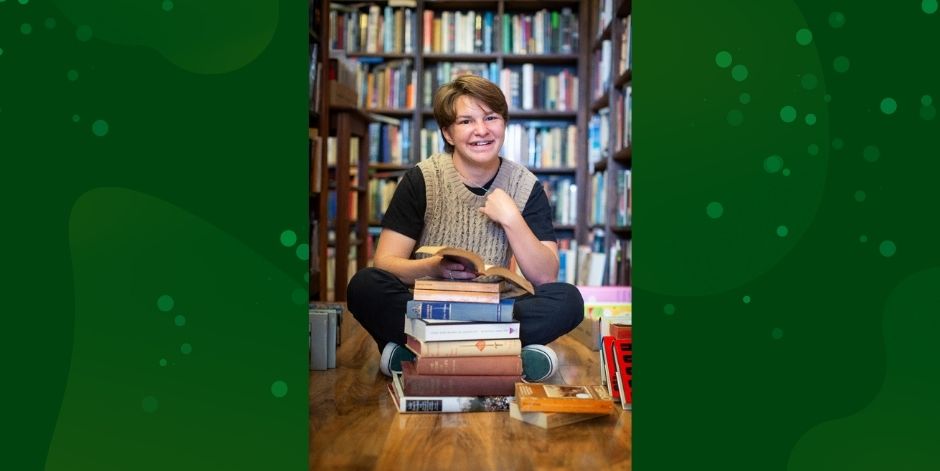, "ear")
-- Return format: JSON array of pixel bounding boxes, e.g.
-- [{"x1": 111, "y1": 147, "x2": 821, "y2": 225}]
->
[{"x1": 440, "y1": 126, "x2": 454, "y2": 146}]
